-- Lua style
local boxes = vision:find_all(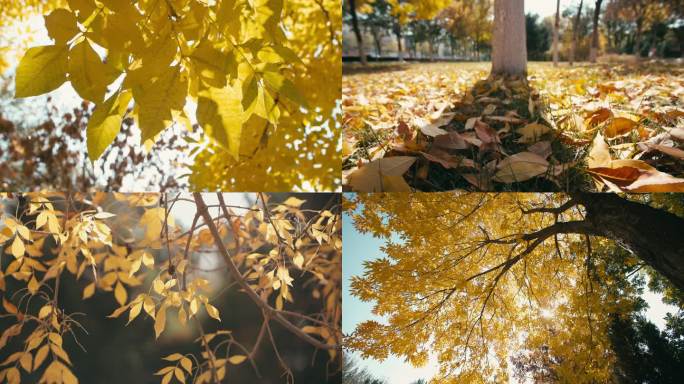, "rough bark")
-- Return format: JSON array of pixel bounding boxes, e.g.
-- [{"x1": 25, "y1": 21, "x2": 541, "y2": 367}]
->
[
  {"x1": 349, "y1": 0, "x2": 367, "y2": 66},
  {"x1": 553, "y1": 0, "x2": 561, "y2": 66},
  {"x1": 570, "y1": 0, "x2": 584, "y2": 66},
  {"x1": 491, "y1": 0, "x2": 527, "y2": 76},
  {"x1": 574, "y1": 194, "x2": 684, "y2": 292},
  {"x1": 590, "y1": 0, "x2": 603, "y2": 62}
]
